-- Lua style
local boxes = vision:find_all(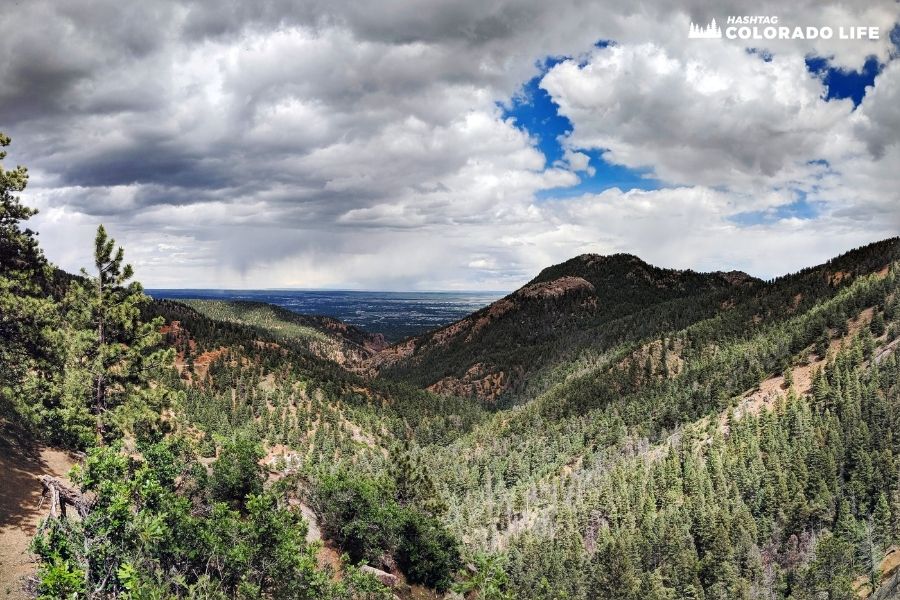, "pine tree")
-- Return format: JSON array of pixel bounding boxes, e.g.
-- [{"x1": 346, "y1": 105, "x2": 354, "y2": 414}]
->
[
  {"x1": 589, "y1": 535, "x2": 641, "y2": 600},
  {"x1": 871, "y1": 311, "x2": 886, "y2": 337},
  {"x1": 61, "y1": 226, "x2": 178, "y2": 445},
  {"x1": 797, "y1": 532, "x2": 855, "y2": 600},
  {"x1": 873, "y1": 493, "x2": 892, "y2": 551},
  {"x1": 392, "y1": 440, "x2": 447, "y2": 516},
  {"x1": 783, "y1": 366, "x2": 794, "y2": 389},
  {"x1": 0, "y1": 132, "x2": 60, "y2": 432},
  {"x1": 816, "y1": 329, "x2": 830, "y2": 359},
  {"x1": 660, "y1": 343, "x2": 670, "y2": 378}
]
